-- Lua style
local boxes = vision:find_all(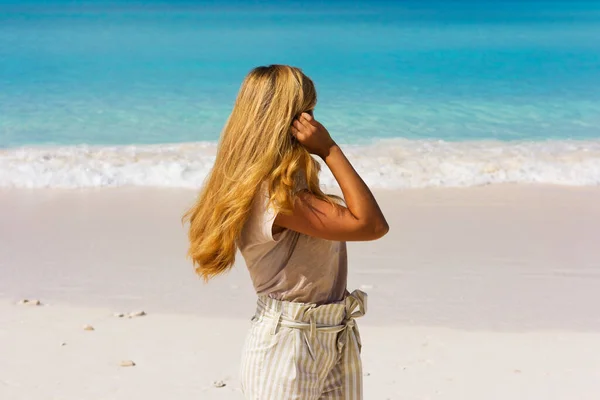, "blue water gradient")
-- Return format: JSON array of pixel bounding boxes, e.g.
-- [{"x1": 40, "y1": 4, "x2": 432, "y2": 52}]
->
[{"x1": 1, "y1": 0, "x2": 600, "y2": 147}]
